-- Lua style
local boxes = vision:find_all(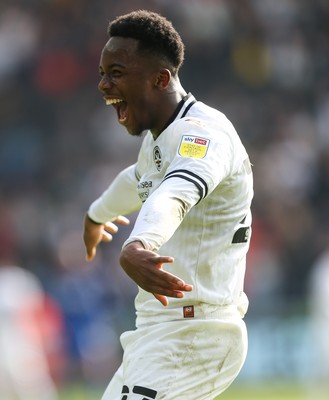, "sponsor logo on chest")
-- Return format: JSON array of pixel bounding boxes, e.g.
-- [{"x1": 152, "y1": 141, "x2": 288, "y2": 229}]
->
[{"x1": 137, "y1": 180, "x2": 153, "y2": 202}]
